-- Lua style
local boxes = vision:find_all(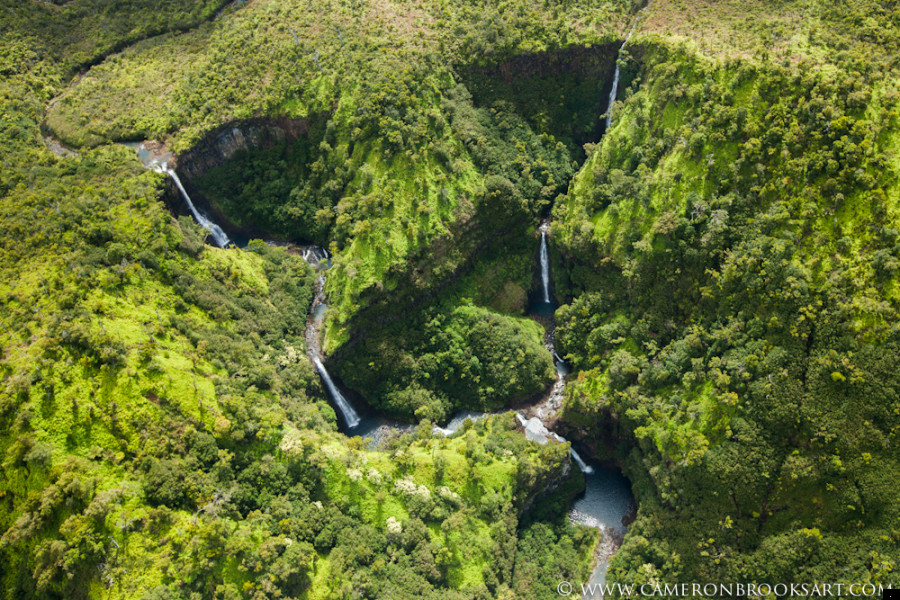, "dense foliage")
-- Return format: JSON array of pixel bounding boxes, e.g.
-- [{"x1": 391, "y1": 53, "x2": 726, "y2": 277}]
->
[
  {"x1": 337, "y1": 304, "x2": 554, "y2": 421},
  {"x1": 553, "y1": 33, "x2": 900, "y2": 593},
  {"x1": 0, "y1": 1, "x2": 612, "y2": 598},
  {"x1": 40, "y1": 0, "x2": 632, "y2": 348},
  {"x1": 3, "y1": 0, "x2": 900, "y2": 597}
]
